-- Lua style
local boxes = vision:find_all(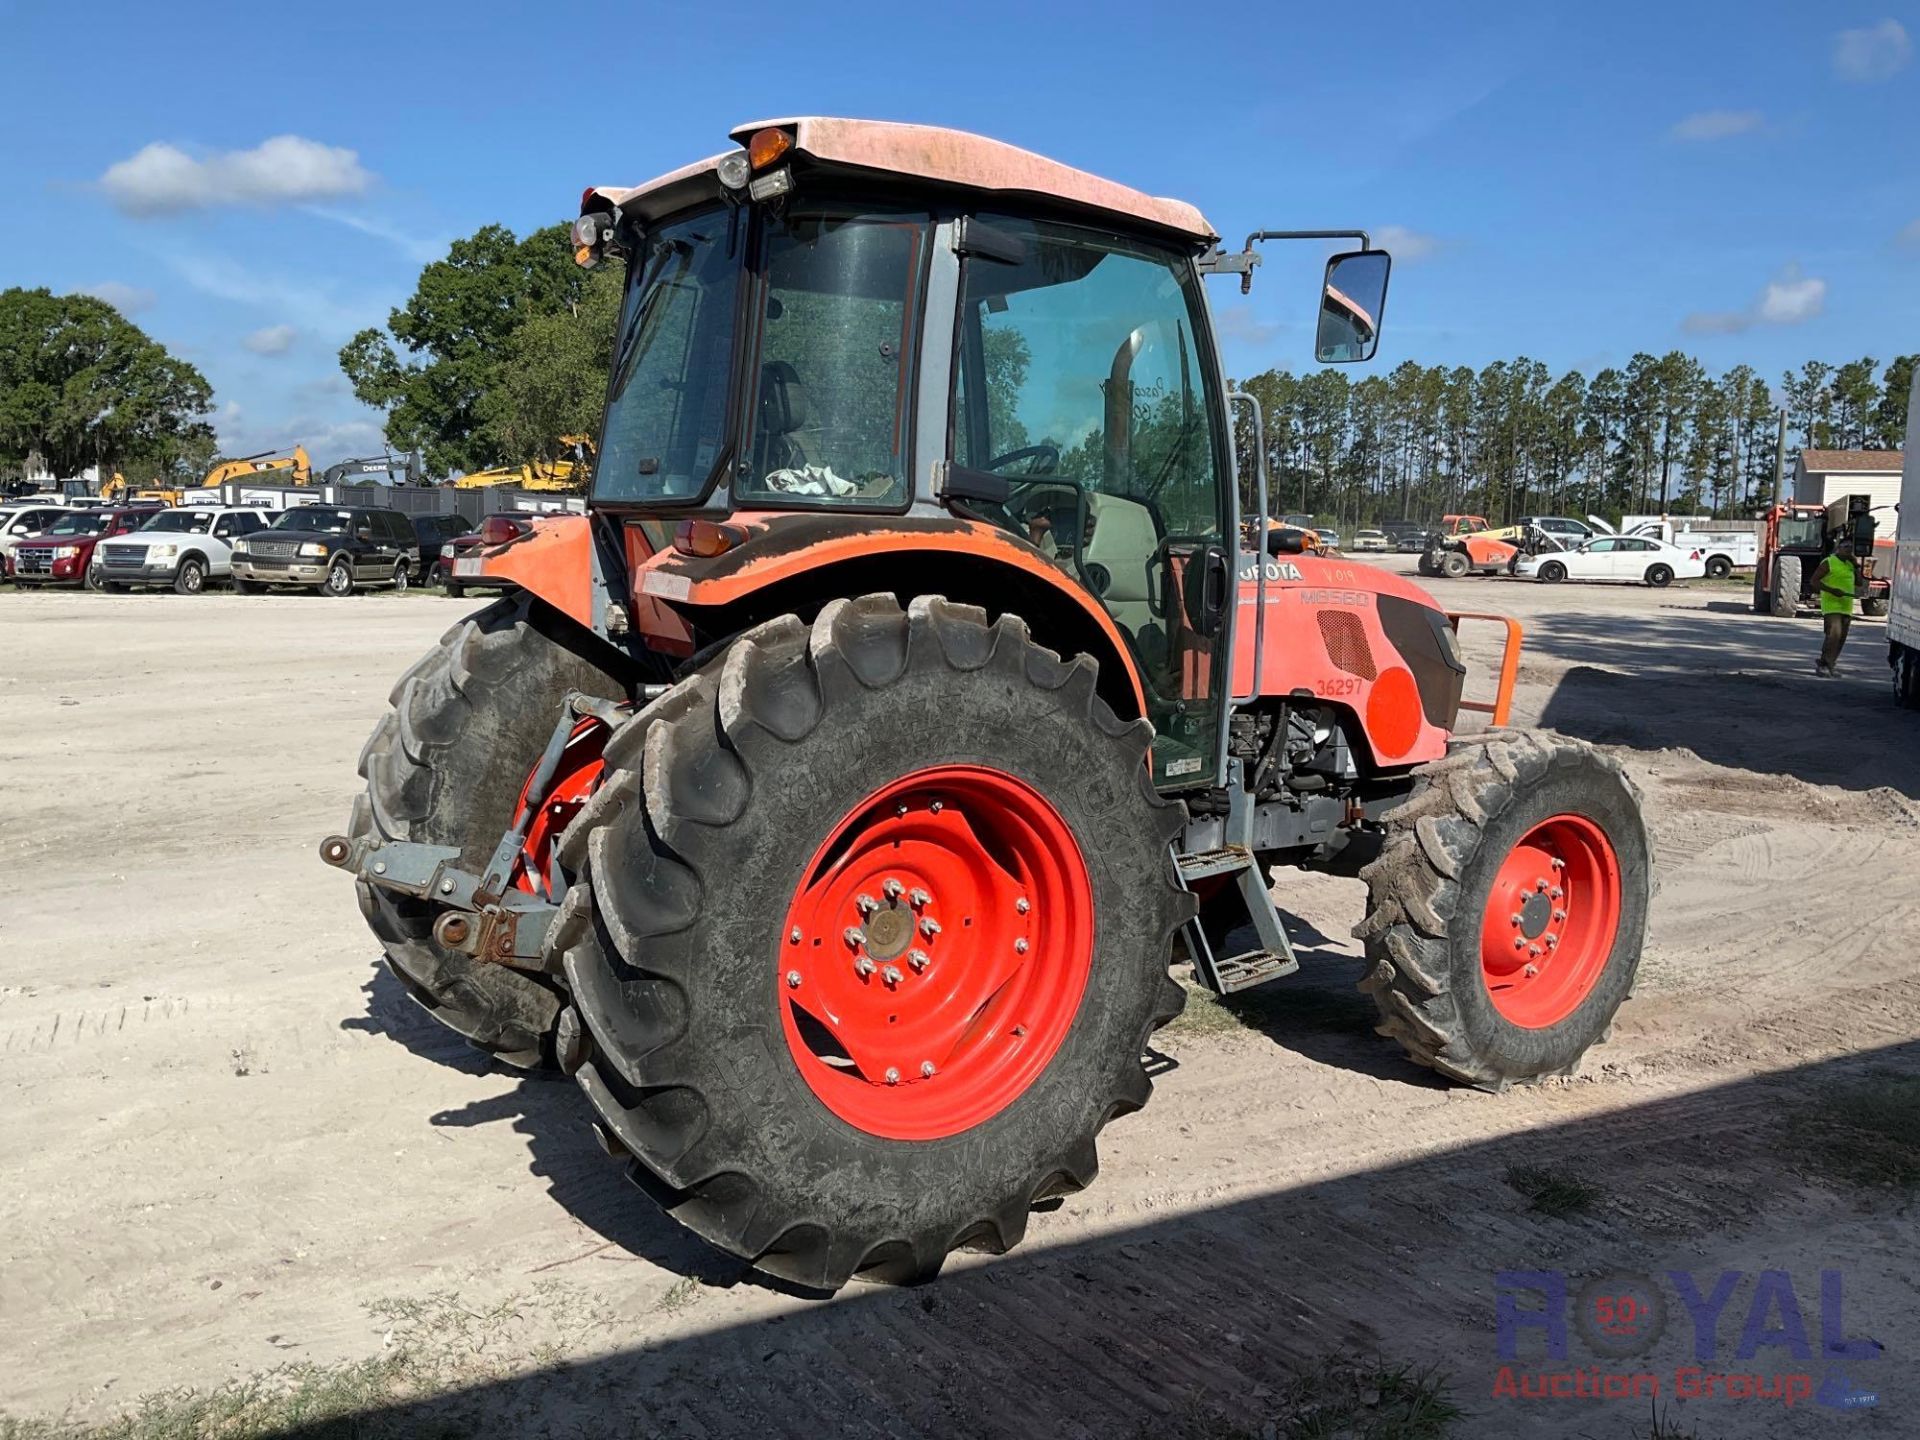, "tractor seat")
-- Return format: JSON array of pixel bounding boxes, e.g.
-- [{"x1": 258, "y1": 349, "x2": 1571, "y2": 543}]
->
[{"x1": 759, "y1": 360, "x2": 811, "y2": 471}]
